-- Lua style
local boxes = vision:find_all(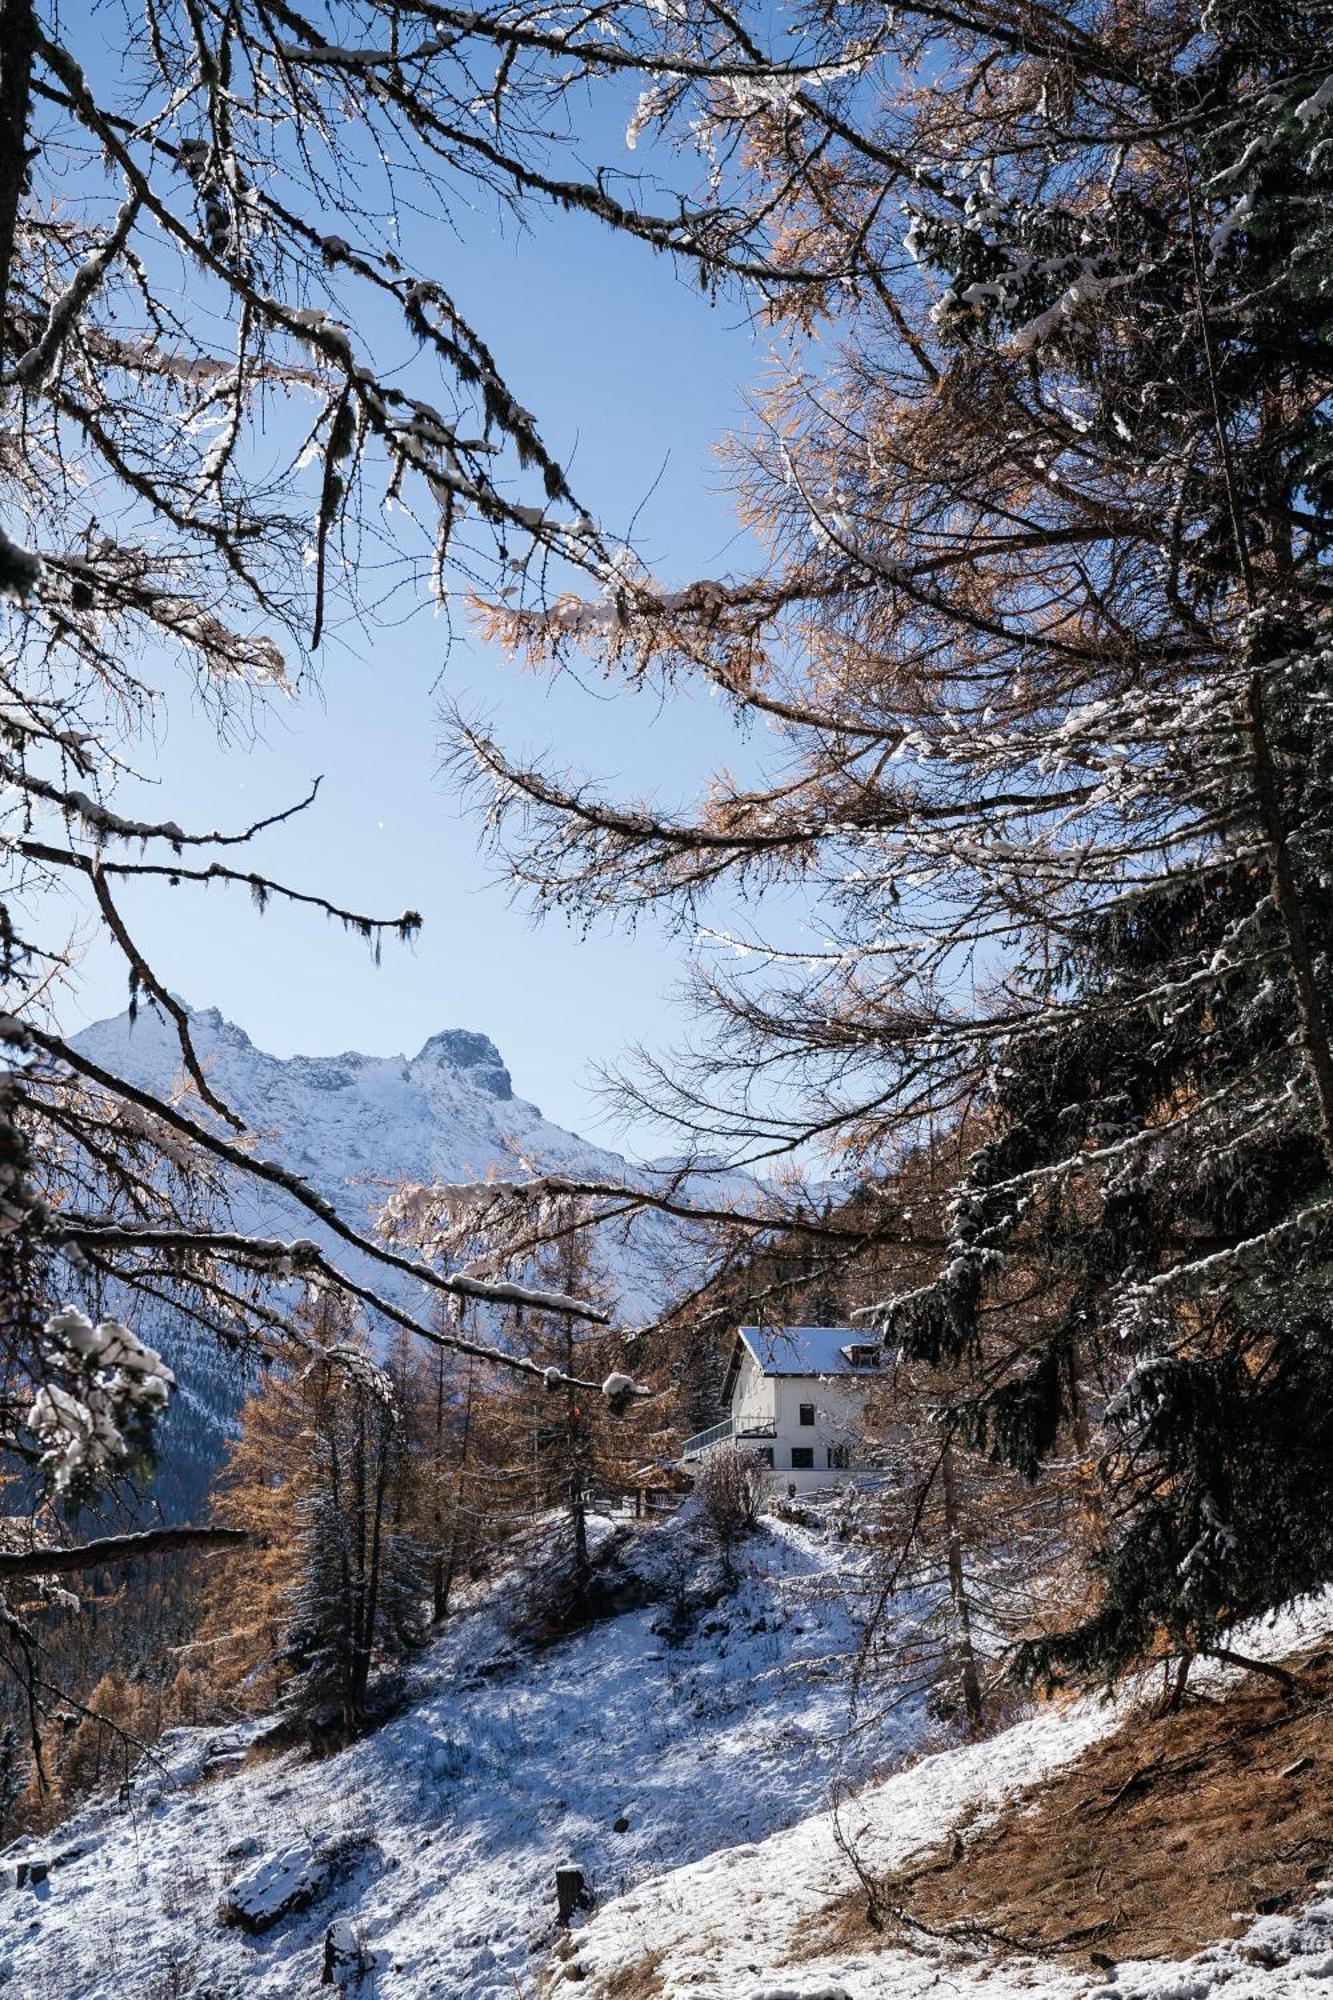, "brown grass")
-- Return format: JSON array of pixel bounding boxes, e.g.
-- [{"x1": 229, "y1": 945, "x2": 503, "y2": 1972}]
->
[
  {"x1": 591, "y1": 1958, "x2": 667, "y2": 1999},
  {"x1": 541, "y1": 1931, "x2": 667, "y2": 1997},
  {"x1": 802, "y1": 1646, "x2": 1333, "y2": 1971}
]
